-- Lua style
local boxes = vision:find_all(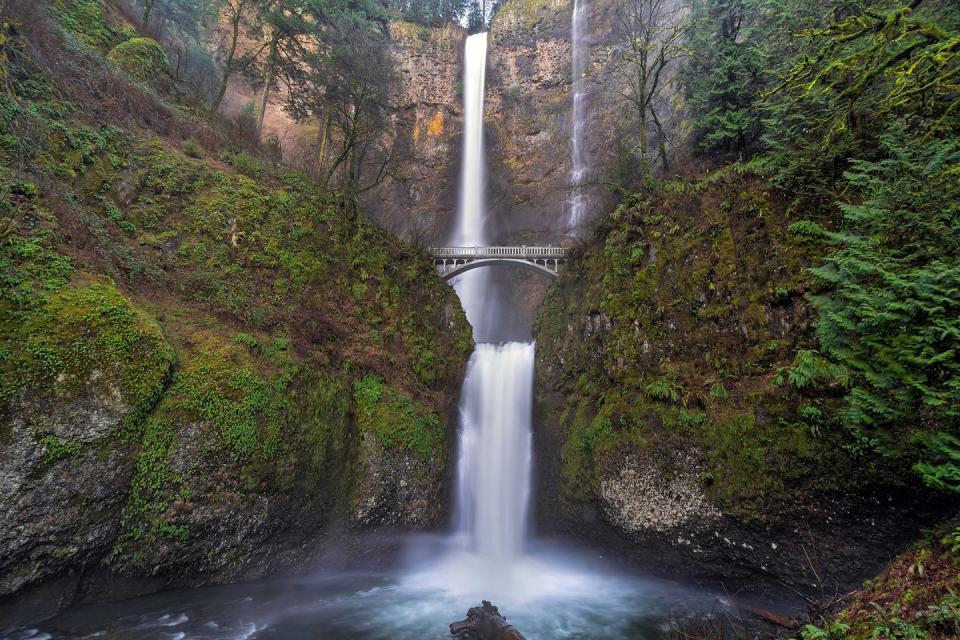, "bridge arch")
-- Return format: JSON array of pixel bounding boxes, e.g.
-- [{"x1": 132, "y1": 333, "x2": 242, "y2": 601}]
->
[
  {"x1": 428, "y1": 246, "x2": 568, "y2": 282},
  {"x1": 438, "y1": 257, "x2": 559, "y2": 281}
]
